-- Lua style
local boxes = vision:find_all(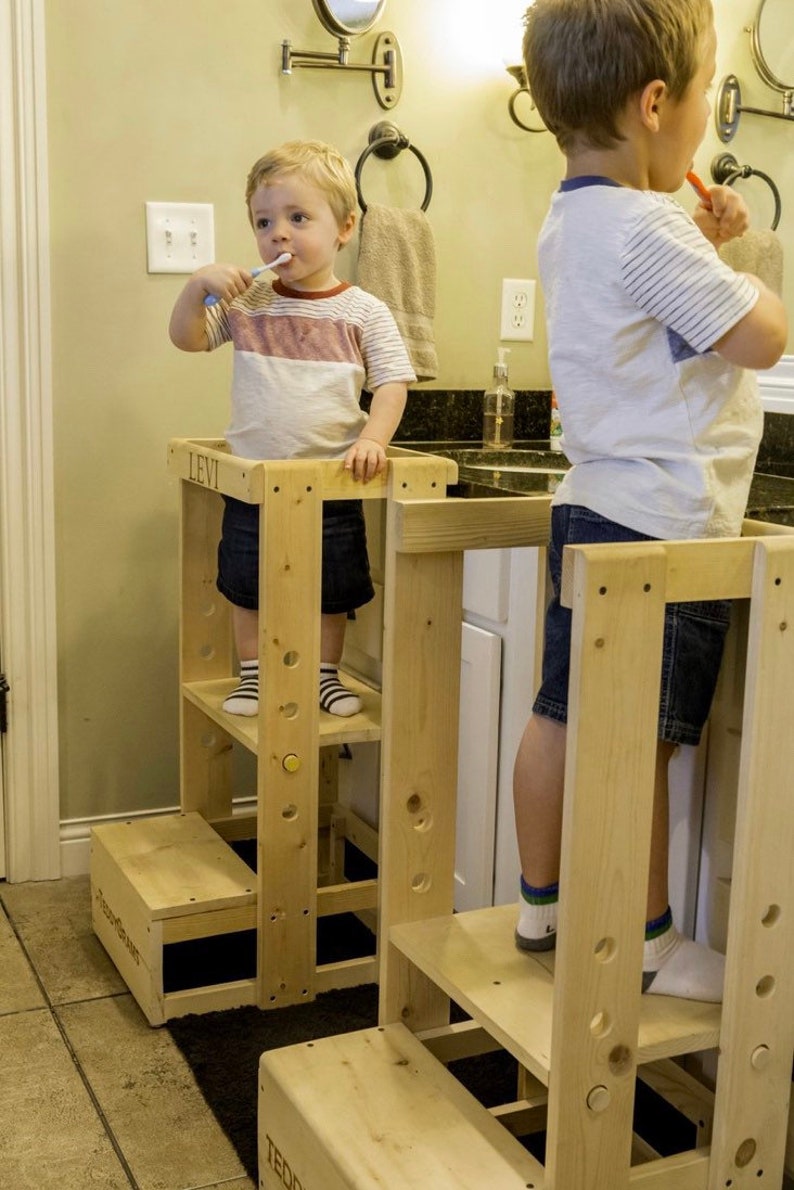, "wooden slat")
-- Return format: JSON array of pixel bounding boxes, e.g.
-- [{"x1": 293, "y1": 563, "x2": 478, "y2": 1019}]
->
[
  {"x1": 162, "y1": 903, "x2": 257, "y2": 944},
  {"x1": 708, "y1": 538, "x2": 794, "y2": 1187},
  {"x1": 543, "y1": 543, "x2": 667, "y2": 1188},
  {"x1": 168, "y1": 437, "x2": 264, "y2": 502},
  {"x1": 163, "y1": 978, "x2": 258, "y2": 1021},
  {"x1": 394, "y1": 495, "x2": 552, "y2": 553},
  {"x1": 628, "y1": 1150, "x2": 708, "y2": 1188},
  {"x1": 314, "y1": 956, "x2": 379, "y2": 993},
  {"x1": 255, "y1": 463, "x2": 322, "y2": 1007},
  {"x1": 316, "y1": 879, "x2": 378, "y2": 917}
]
